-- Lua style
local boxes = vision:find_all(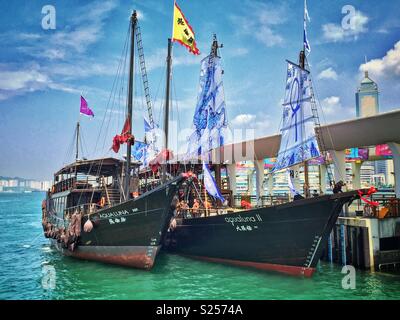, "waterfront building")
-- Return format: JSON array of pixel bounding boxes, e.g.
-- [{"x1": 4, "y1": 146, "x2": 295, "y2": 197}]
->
[{"x1": 8, "y1": 180, "x2": 18, "y2": 187}]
